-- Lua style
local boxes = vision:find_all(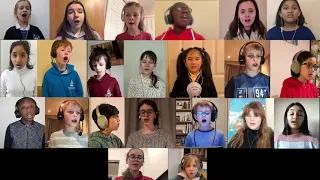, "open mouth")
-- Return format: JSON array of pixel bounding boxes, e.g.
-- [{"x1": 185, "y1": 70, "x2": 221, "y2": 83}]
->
[
  {"x1": 252, "y1": 63, "x2": 258, "y2": 67},
  {"x1": 202, "y1": 119, "x2": 207, "y2": 123},
  {"x1": 132, "y1": 162, "x2": 139, "y2": 166},
  {"x1": 245, "y1": 19, "x2": 251, "y2": 23},
  {"x1": 74, "y1": 20, "x2": 80, "y2": 25},
  {"x1": 129, "y1": 22, "x2": 135, "y2": 25},
  {"x1": 250, "y1": 123, "x2": 256, "y2": 126},
  {"x1": 22, "y1": 13, "x2": 27, "y2": 17},
  {"x1": 15, "y1": 63, "x2": 23, "y2": 68},
  {"x1": 26, "y1": 114, "x2": 33, "y2": 118},
  {"x1": 71, "y1": 119, "x2": 78, "y2": 123},
  {"x1": 181, "y1": 15, "x2": 189, "y2": 21},
  {"x1": 63, "y1": 56, "x2": 68, "y2": 62},
  {"x1": 291, "y1": 120, "x2": 298, "y2": 125},
  {"x1": 144, "y1": 68, "x2": 150, "y2": 71},
  {"x1": 287, "y1": 14, "x2": 293, "y2": 18}
]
